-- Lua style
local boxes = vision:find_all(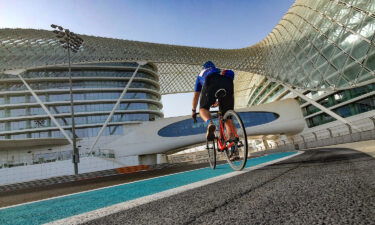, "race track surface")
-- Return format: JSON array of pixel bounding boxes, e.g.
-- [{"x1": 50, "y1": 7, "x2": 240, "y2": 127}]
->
[{"x1": 84, "y1": 148, "x2": 375, "y2": 225}]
